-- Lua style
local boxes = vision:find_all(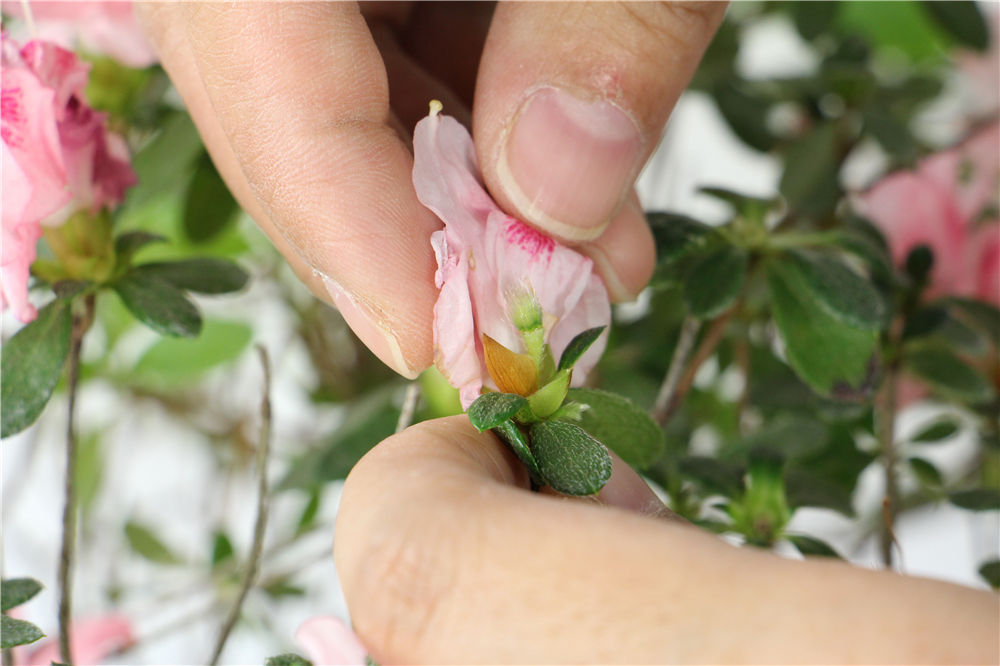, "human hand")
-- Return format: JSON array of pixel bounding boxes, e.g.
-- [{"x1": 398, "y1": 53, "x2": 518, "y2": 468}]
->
[
  {"x1": 334, "y1": 416, "x2": 999, "y2": 664},
  {"x1": 137, "y1": 2, "x2": 726, "y2": 377}
]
